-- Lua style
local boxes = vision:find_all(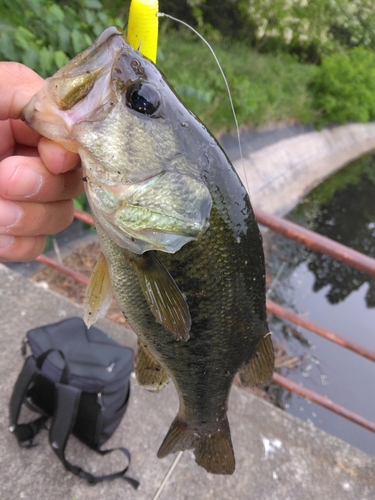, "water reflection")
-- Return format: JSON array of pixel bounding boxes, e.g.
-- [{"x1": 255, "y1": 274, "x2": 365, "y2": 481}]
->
[
  {"x1": 291, "y1": 154, "x2": 375, "y2": 307},
  {"x1": 264, "y1": 153, "x2": 375, "y2": 456}
]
